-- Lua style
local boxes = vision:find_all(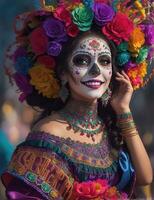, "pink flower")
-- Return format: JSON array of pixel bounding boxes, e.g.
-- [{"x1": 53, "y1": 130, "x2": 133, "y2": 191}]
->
[
  {"x1": 102, "y1": 12, "x2": 134, "y2": 45},
  {"x1": 121, "y1": 192, "x2": 128, "y2": 200},
  {"x1": 74, "y1": 181, "x2": 93, "y2": 197},
  {"x1": 72, "y1": 179, "x2": 128, "y2": 200},
  {"x1": 73, "y1": 179, "x2": 109, "y2": 199},
  {"x1": 95, "y1": 179, "x2": 109, "y2": 193},
  {"x1": 29, "y1": 27, "x2": 48, "y2": 55},
  {"x1": 91, "y1": 179, "x2": 109, "y2": 196}
]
